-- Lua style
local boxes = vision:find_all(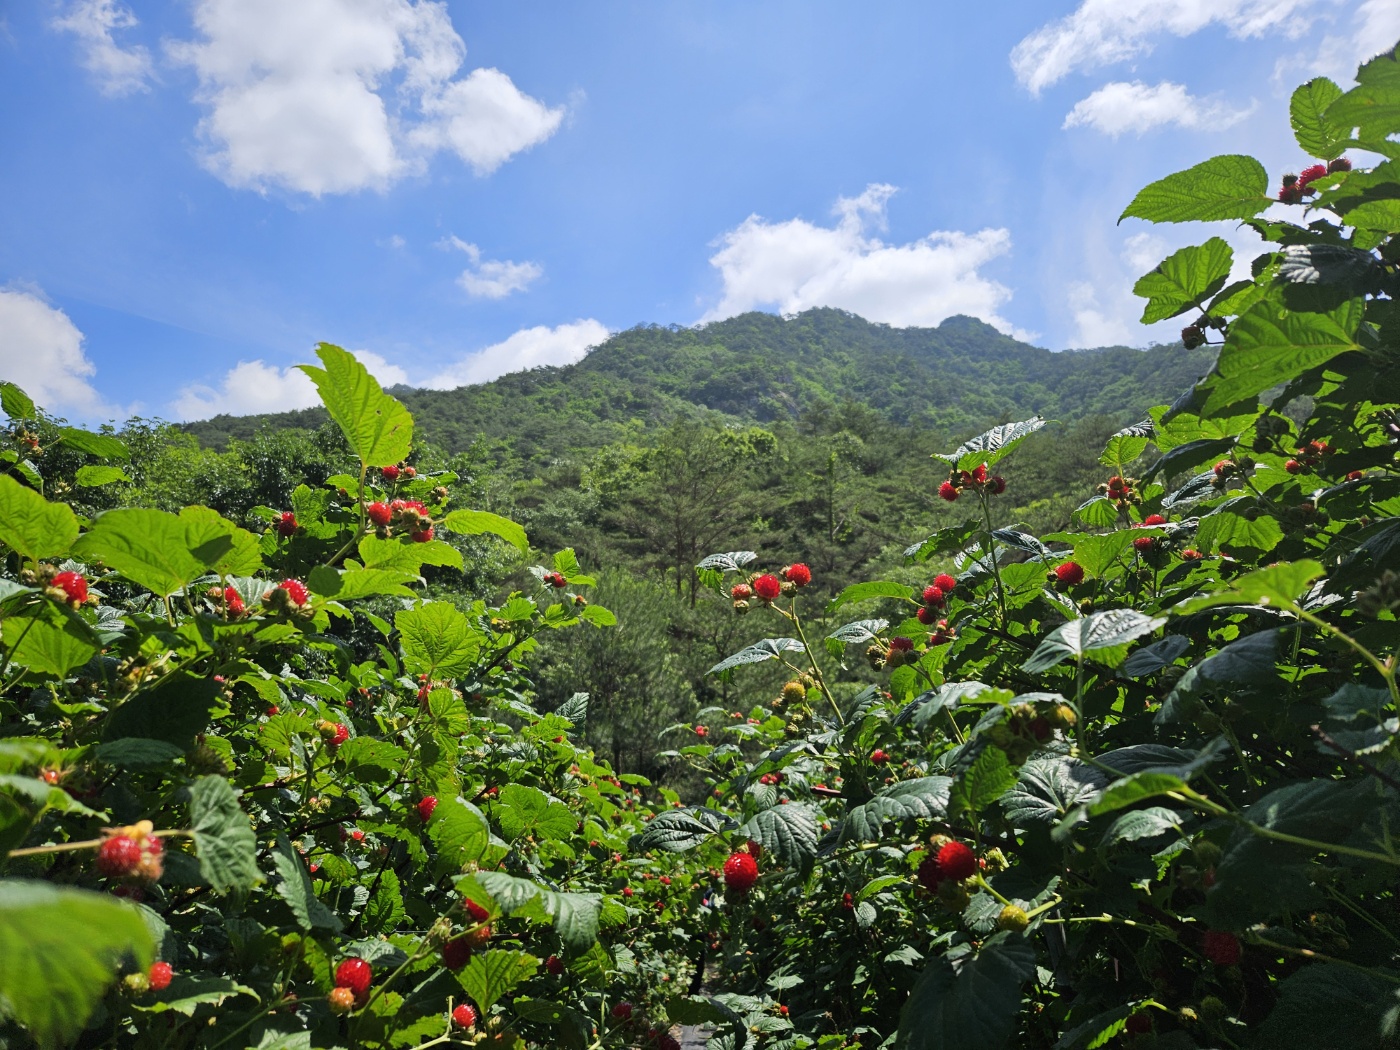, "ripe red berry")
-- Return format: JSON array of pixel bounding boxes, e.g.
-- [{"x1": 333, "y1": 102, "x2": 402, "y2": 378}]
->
[
  {"x1": 612, "y1": 1002, "x2": 634, "y2": 1020},
  {"x1": 1201, "y1": 930, "x2": 1241, "y2": 966},
  {"x1": 1143, "y1": 514, "x2": 1167, "y2": 526},
  {"x1": 278, "y1": 579, "x2": 309, "y2": 606},
  {"x1": 222, "y1": 586, "x2": 245, "y2": 616},
  {"x1": 350, "y1": 829, "x2": 364, "y2": 842},
  {"x1": 989, "y1": 475, "x2": 1007, "y2": 495},
  {"x1": 921, "y1": 585, "x2": 944, "y2": 605},
  {"x1": 779, "y1": 1005, "x2": 789, "y2": 1016},
  {"x1": 1132, "y1": 536, "x2": 1154, "y2": 553},
  {"x1": 366, "y1": 501, "x2": 391, "y2": 526},
  {"x1": 934, "y1": 573, "x2": 957, "y2": 593},
  {"x1": 746, "y1": 838, "x2": 764, "y2": 858},
  {"x1": 916, "y1": 605, "x2": 939, "y2": 625},
  {"x1": 935, "y1": 841, "x2": 977, "y2": 881},
  {"x1": 916, "y1": 855, "x2": 942, "y2": 891},
  {"x1": 870, "y1": 749, "x2": 888, "y2": 765},
  {"x1": 752, "y1": 574, "x2": 782, "y2": 601},
  {"x1": 1328, "y1": 156, "x2": 1352, "y2": 173},
  {"x1": 546, "y1": 954, "x2": 565, "y2": 975},
  {"x1": 730, "y1": 583, "x2": 752, "y2": 600},
  {"x1": 888, "y1": 636, "x2": 914, "y2": 652},
  {"x1": 1298, "y1": 162, "x2": 1327, "y2": 188},
  {"x1": 452, "y1": 1003, "x2": 477, "y2": 1029},
  {"x1": 1054, "y1": 561, "x2": 1085, "y2": 586},
  {"x1": 695, "y1": 725, "x2": 707, "y2": 737},
  {"x1": 1285, "y1": 459, "x2": 1303, "y2": 474},
  {"x1": 418, "y1": 796, "x2": 438, "y2": 821},
  {"x1": 51, "y1": 571, "x2": 88, "y2": 603},
  {"x1": 842, "y1": 891, "x2": 854, "y2": 910},
  {"x1": 276, "y1": 511, "x2": 298, "y2": 537},
  {"x1": 938, "y1": 481, "x2": 960, "y2": 502},
  {"x1": 1182, "y1": 548, "x2": 1203, "y2": 561},
  {"x1": 441, "y1": 936, "x2": 473, "y2": 970},
  {"x1": 97, "y1": 835, "x2": 143, "y2": 878},
  {"x1": 148, "y1": 961, "x2": 173, "y2": 991},
  {"x1": 1347, "y1": 470, "x2": 1363, "y2": 481},
  {"x1": 723, "y1": 850, "x2": 759, "y2": 891},
  {"x1": 622, "y1": 886, "x2": 634, "y2": 897},
  {"x1": 381, "y1": 465, "x2": 400, "y2": 482},
  {"x1": 328, "y1": 722, "x2": 349, "y2": 748},
  {"x1": 334, "y1": 957, "x2": 372, "y2": 1000},
  {"x1": 783, "y1": 563, "x2": 812, "y2": 587},
  {"x1": 411, "y1": 527, "x2": 434, "y2": 543},
  {"x1": 465, "y1": 899, "x2": 490, "y2": 924}
]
